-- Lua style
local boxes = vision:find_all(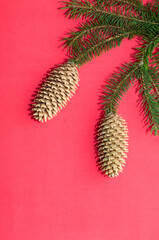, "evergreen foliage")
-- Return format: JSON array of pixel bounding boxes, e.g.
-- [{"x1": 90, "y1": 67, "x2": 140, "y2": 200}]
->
[
  {"x1": 60, "y1": 0, "x2": 159, "y2": 135},
  {"x1": 101, "y1": 62, "x2": 138, "y2": 114},
  {"x1": 136, "y1": 65, "x2": 159, "y2": 135}
]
